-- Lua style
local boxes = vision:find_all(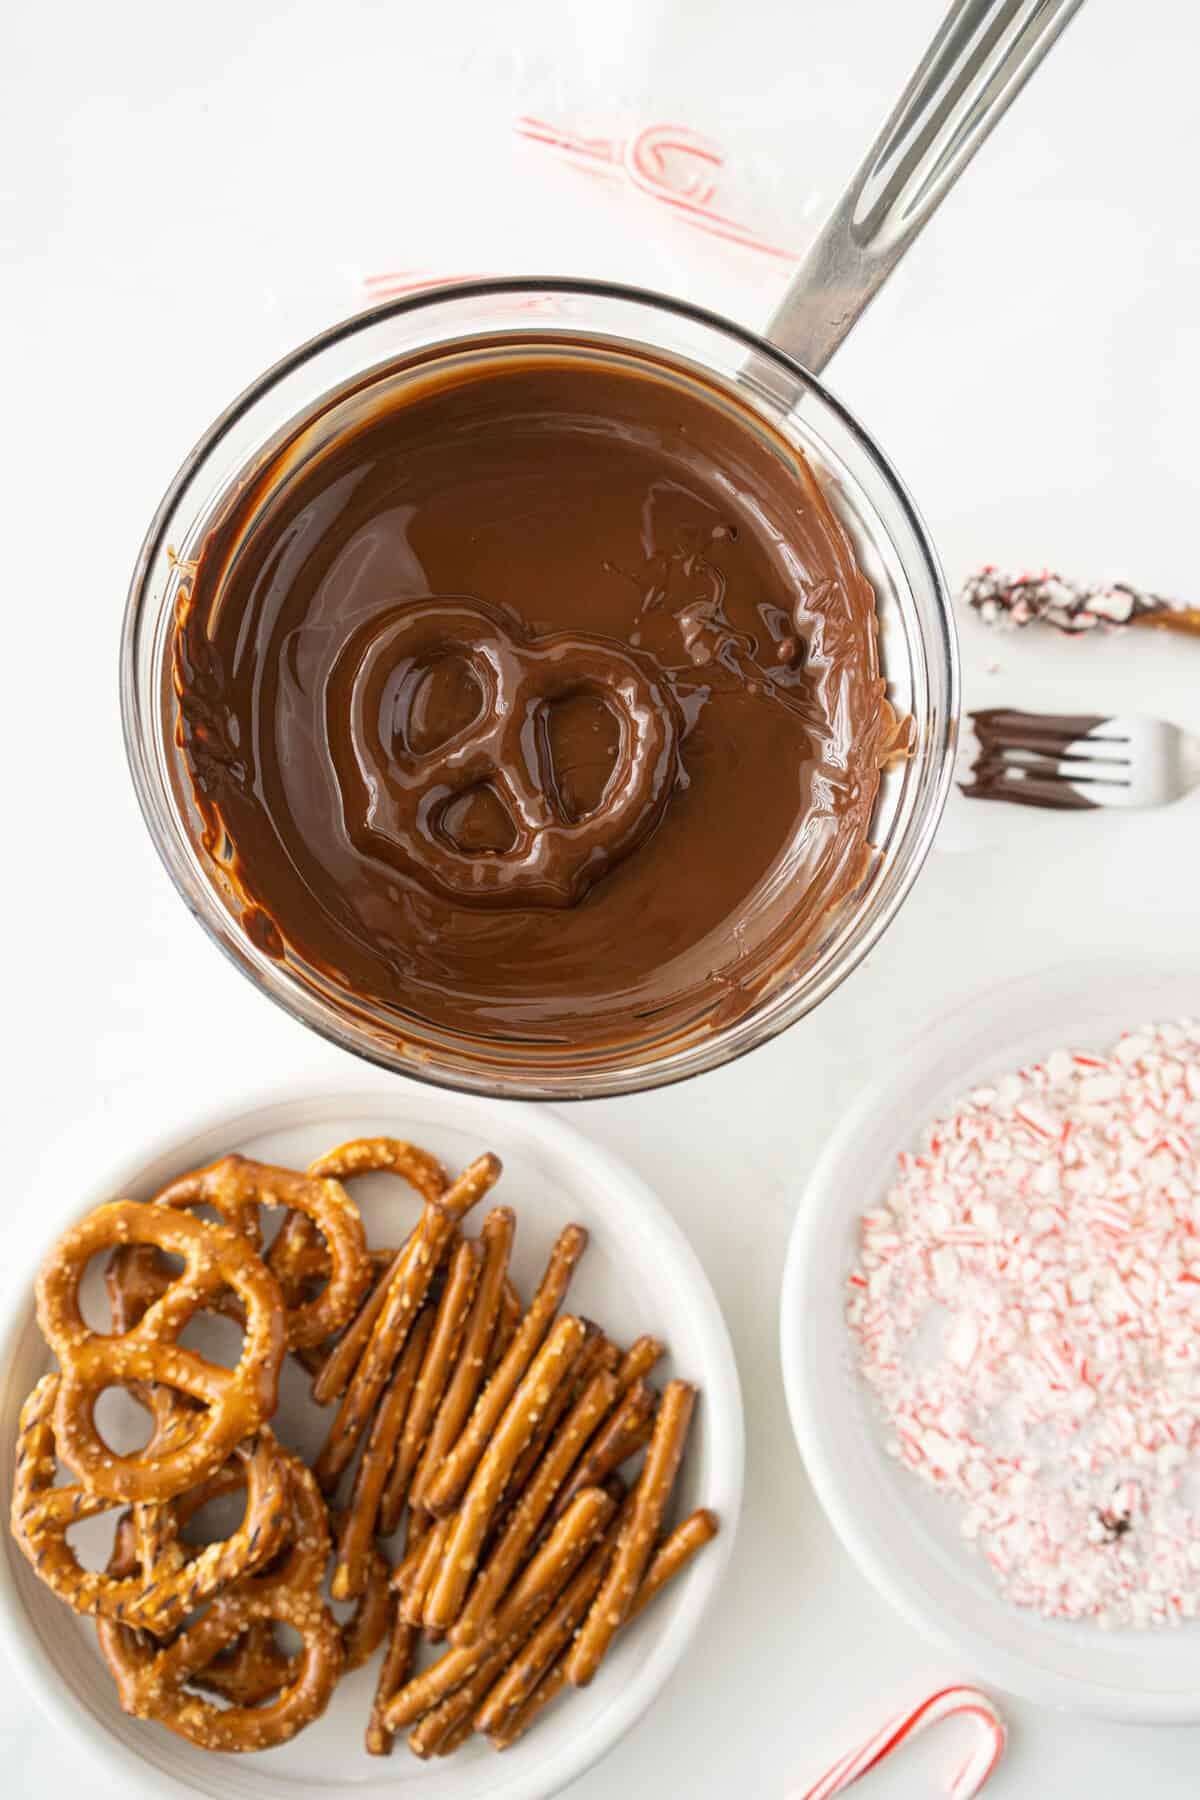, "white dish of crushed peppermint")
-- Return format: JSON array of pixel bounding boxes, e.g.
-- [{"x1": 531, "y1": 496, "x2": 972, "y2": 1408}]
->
[{"x1": 780, "y1": 958, "x2": 1200, "y2": 1720}]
